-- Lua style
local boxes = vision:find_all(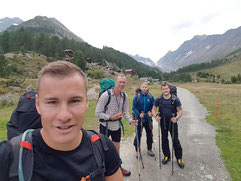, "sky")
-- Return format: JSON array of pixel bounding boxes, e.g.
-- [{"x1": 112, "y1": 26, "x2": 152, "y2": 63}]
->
[{"x1": 1, "y1": 0, "x2": 241, "y2": 63}]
